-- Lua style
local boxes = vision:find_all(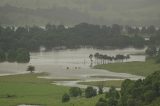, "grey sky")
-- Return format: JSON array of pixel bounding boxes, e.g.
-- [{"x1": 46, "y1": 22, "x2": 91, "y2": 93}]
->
[{"x1": 0, "y1": 0, "x2": 160, "y2": 26}]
